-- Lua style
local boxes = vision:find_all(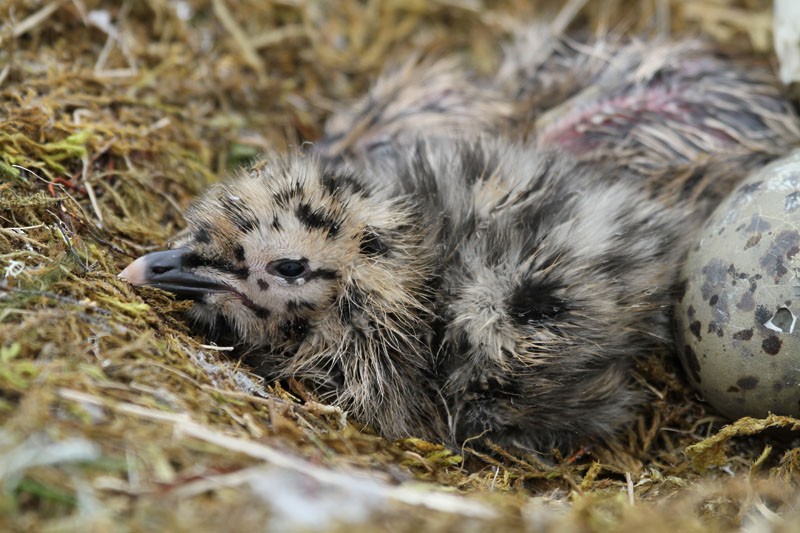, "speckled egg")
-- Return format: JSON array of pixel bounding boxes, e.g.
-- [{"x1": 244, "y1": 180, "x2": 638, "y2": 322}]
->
[{"x1": 676, "y1": 150, "x2": 800, "y2": 420}]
